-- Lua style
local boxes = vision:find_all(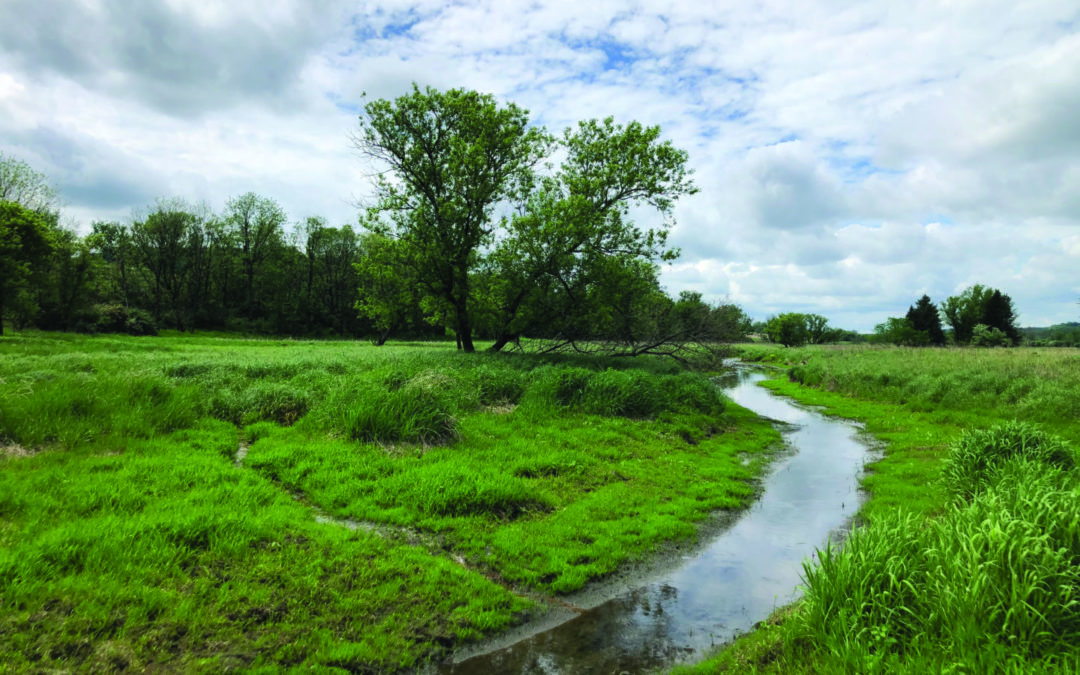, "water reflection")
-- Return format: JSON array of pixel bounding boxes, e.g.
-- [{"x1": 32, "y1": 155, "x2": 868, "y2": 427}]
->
[{"x1": 442, "y1": 367, "x2": 871, "y2": 674}]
